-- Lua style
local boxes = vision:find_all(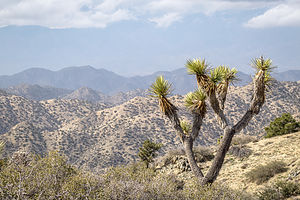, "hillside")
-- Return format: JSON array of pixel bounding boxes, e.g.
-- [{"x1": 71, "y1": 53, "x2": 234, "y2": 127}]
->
[
  {"x1": 5, "y1": 84, "x2": 72, "y2": 101},
  {"x1": 0, "y1": 80, "x2": 299, "y2": 173},
  {"x1": 156, "y1": 131, "x2": 300, "y2": 196}
]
